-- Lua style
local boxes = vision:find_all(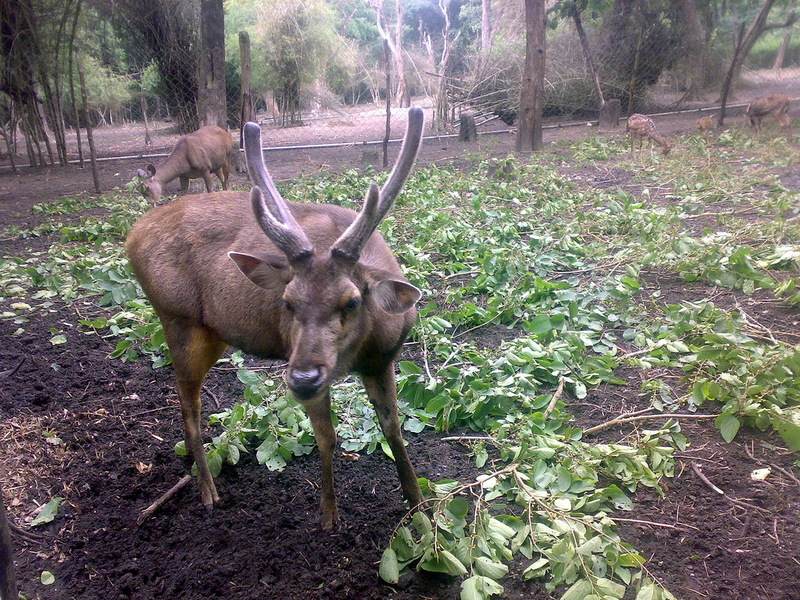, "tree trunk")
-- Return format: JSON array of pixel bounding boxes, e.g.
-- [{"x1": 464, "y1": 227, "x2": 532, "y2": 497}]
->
[
  {"x1": 571, "y1": 6, "x2": 604, "y2": 108},
  {"x1": 481, "y1": 0, "x2": 492, "y2": 54},
  {"x1": 68, "y1": 0, "x2": 84, "y2": 168},
  {"x1": 77, "y1": 52, "x2": 101, "y2": 193},
  {"x1": 516, "y1": 0, "x2": 546, "y2": 152},
  {"x1": 772, "y1": 32, "x2": 791, "y2": 69},
  {"x1": 199, "y1": 0, "x2": 227, "y2": 128},
  {"x1": 675, "y1": 0, "x2": 708, "y2": 101},
  {"x1": 394, "y1": 0, "x2": 410, "y2": 107},
  {"x1": 0, "y1": 481, "x2": 18, "y2": 600},
  {"x1": 239, "y1": 30, "x2": 253, "y2": 173}
]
